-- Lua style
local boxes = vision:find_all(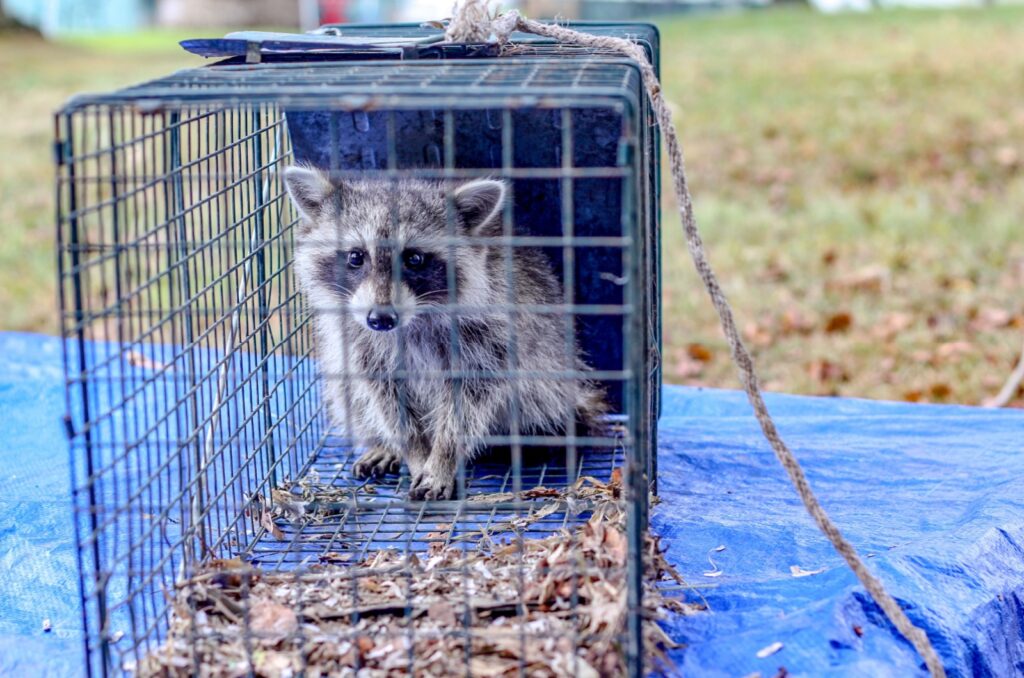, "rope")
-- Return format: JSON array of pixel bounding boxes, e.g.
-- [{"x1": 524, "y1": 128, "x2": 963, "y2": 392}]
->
[{"x1": 444, "y1": 2, "x2": 947, "y2": 675}]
